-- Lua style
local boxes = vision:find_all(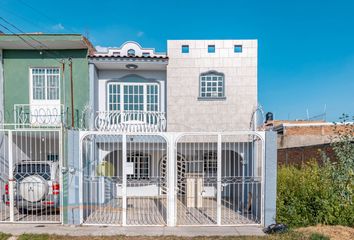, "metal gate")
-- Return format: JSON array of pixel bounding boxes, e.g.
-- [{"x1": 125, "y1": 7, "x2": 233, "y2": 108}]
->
[
  {"x1": 0, "y1": 128, "x2": 62, "y2": 223},
  {"x1": 175, "y1": 133, "x2": 264, "y2": 226},
  {"x1": 80, "y1": 131, "x2": 264, "y2": 226},
  {"x1": 81, "y1": 133, "x2": 168, "y2": 226}
]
